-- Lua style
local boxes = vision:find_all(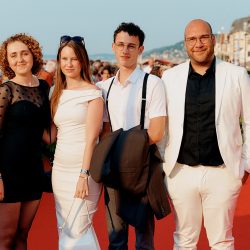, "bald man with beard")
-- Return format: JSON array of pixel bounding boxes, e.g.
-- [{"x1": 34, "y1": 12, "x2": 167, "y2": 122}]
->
[{"x1": 161, "y1": 19, "x2": 250, "y2": 250}]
